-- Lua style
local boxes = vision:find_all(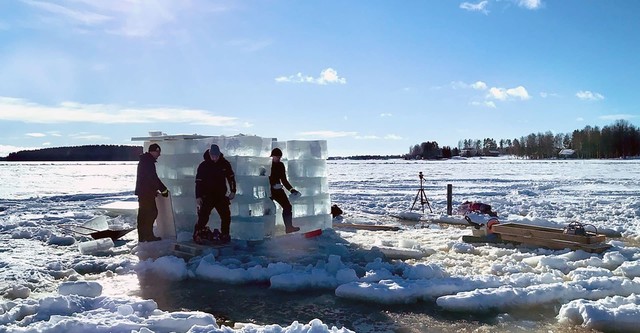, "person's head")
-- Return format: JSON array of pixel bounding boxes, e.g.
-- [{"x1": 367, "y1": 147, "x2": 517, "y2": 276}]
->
[
  {"x1": 148, "y1": 143, "x2": 161, "y2": 159},
  {"x1": 209, "y1": 144, "x2": 221, "y2": 161},
  {"x1": 270, "y1": 148, "x2": 283, "y2": 161}
]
